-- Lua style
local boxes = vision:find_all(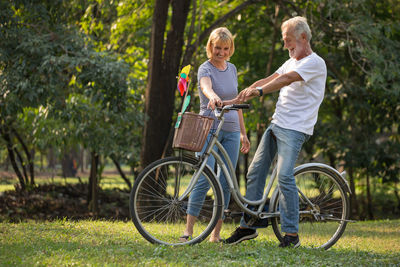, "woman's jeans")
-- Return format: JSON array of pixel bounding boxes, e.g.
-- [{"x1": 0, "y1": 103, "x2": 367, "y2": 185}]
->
[
  {"x1": 240, "y1": 124, "x2": 309, "y2": 233},
  {"x1": 187, "y1": 130, "x2": 240, "y2": 217}
]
